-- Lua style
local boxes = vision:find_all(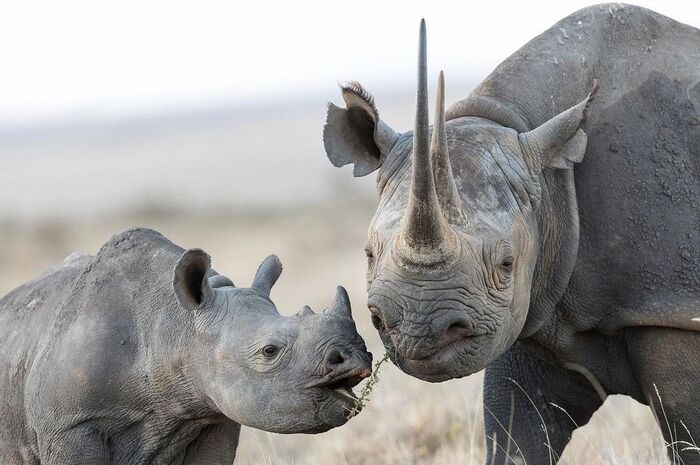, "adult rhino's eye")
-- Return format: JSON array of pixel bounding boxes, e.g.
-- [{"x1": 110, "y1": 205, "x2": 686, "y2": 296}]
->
[
  {"x1": 365, "y1": 245, "x2": 374, "y2": 262},
  {"x1": 261, "y1": 345, "x2": 279, "y2": 358},
  {"x1": 500, "y1": 256, "x2": 514, "y2": 271}
]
